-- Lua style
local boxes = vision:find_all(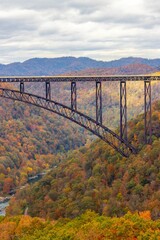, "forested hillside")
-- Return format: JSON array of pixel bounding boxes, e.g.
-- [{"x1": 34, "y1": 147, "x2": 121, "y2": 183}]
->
[
  {"x1": 0, "y1": 68, "x2": 160, "y2": 239},
  {"x1": 7, "y1": 101, "x2": 160, "y2": 220},
  {"x1": 0, "y1": 75, "x2": 160, "y2": 195},
  {"x1": 0, "y1": 83, "x2": 86, "y2": 195}
]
